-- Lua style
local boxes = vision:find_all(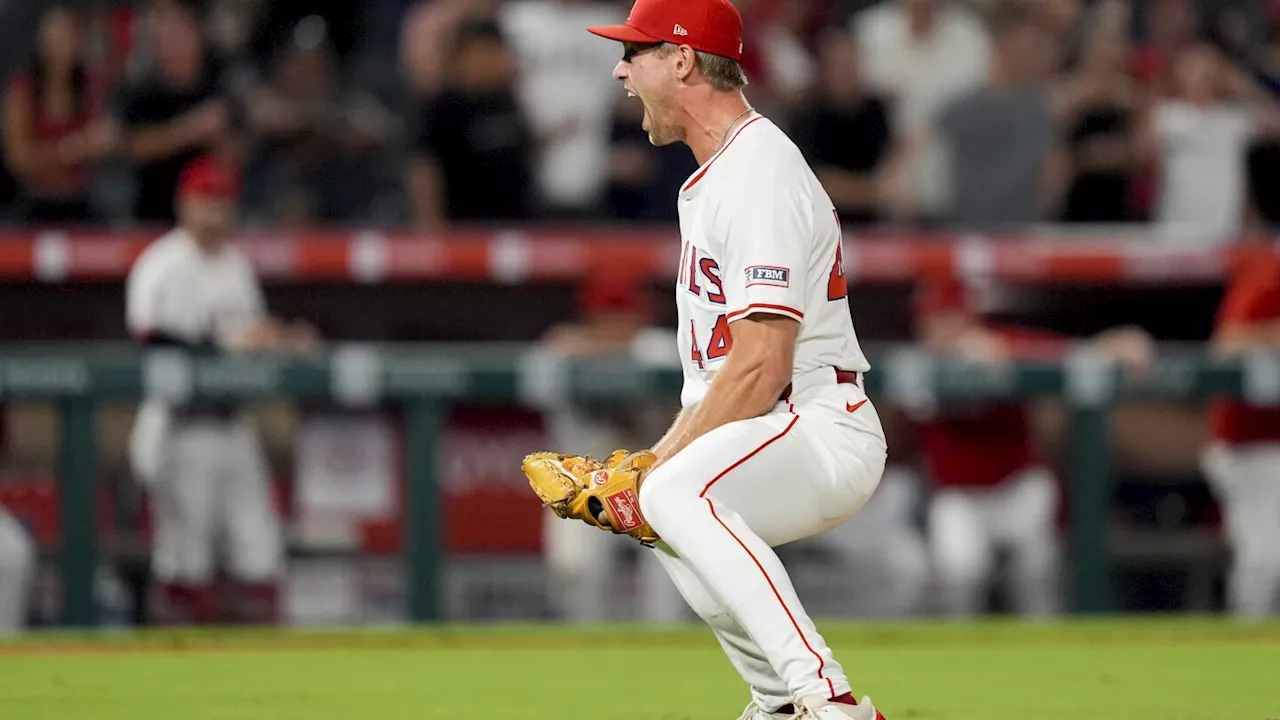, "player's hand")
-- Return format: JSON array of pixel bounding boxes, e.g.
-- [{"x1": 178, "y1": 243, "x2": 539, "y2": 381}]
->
[
  {"x1": 281, "y1": 320, "x2": 321, "y2": 353},
  {"x1": 953, "y1": 327, "x2": 1011, "y2": 365},
  {"x1": 1093, "y1": 326, "x2": 1156, "y2": 376}
]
